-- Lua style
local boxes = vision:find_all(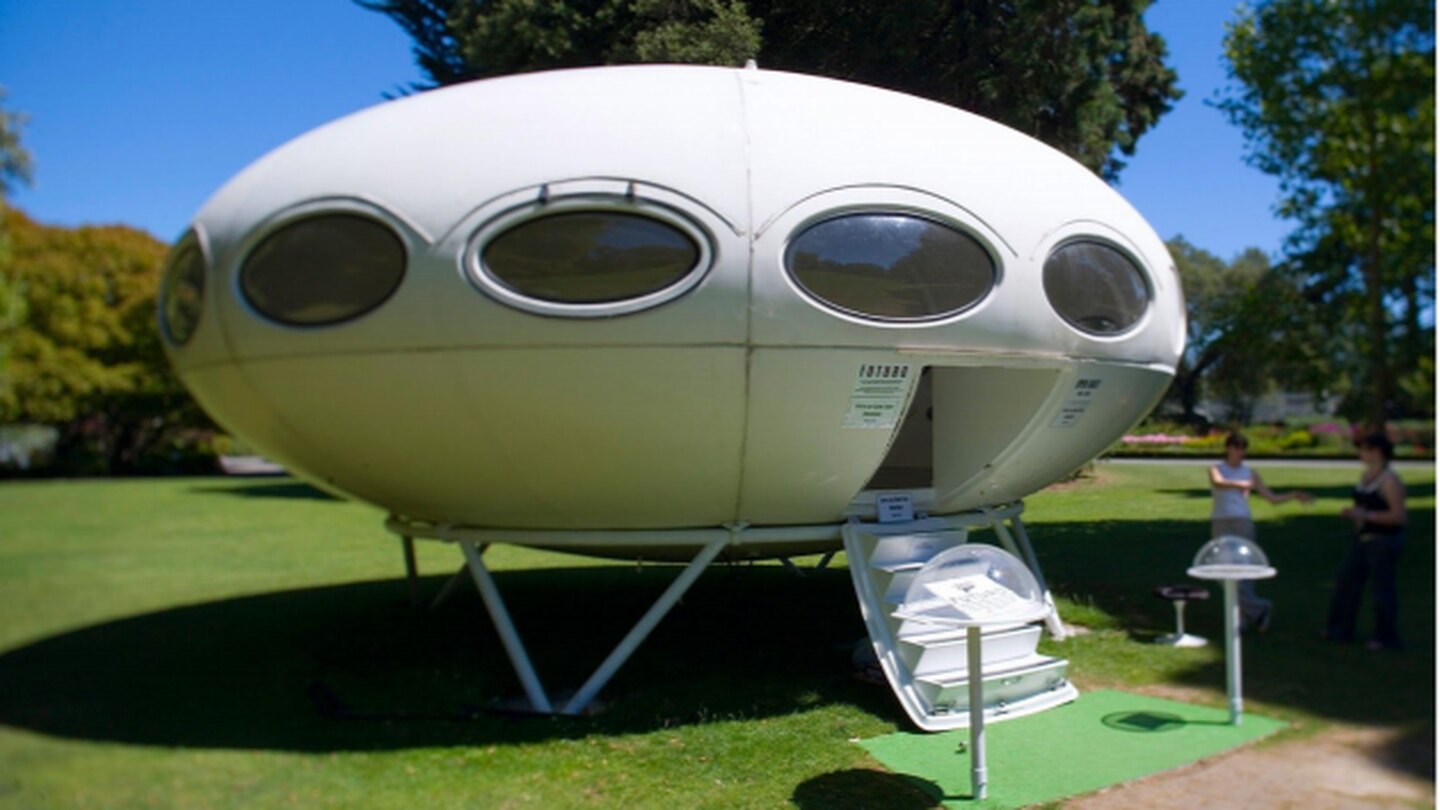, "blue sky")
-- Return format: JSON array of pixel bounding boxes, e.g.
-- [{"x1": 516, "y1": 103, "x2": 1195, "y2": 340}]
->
[{"x1": 1, "y1": 0, "x2": 1289, "y2": 262}]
